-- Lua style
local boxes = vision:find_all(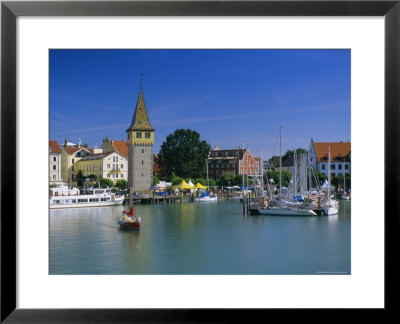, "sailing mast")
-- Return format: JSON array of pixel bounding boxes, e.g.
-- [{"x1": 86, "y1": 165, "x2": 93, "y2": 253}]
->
[
  {"x1": 279, "y1": 126, "x2": 282, "y2": 198},
  {"x1": 206, "y1": 158, "x2": 209, "y2": 189},
  {"x1": 328, "y1": 145, "x2": 331, "y2": 205}
]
